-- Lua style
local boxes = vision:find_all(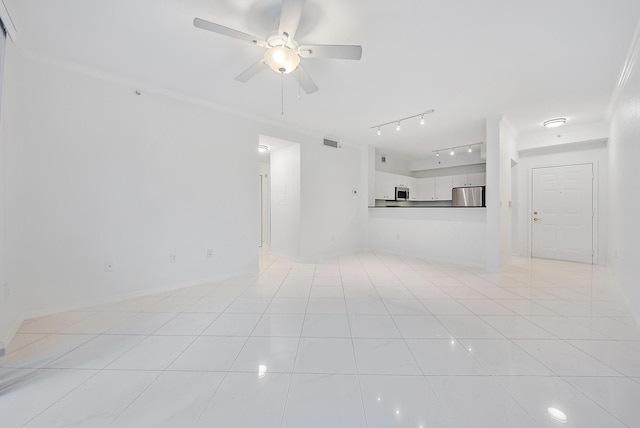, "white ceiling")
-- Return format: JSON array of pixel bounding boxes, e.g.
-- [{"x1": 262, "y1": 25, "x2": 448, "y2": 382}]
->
[{"x1": 6, "y1": 0, "x2": 640, "y2": 159}]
